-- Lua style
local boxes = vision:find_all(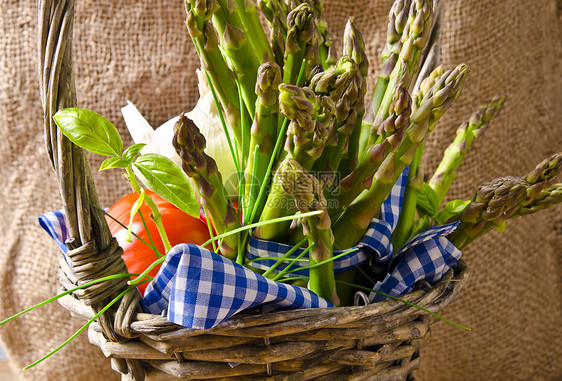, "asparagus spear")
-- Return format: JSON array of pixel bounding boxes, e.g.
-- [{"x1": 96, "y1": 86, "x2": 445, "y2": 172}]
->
[
  {"x1": 360, "y1": 0, "x2": 430, "y2": 160},
  {"x1": 429, "y1": 96, "x2": 506, "y2": 206},
  {"x1": 391, "y1": 67, "x2": 456, "y2": 251},
  {"x1": 245, "y1": 62, "x2": 283, "y2": 222},
  {"x1": 172, "y1": 114, "x2": 240, "y2": 259},
  {"x1": 332, "y1": 64, "x2": 468, "y2": 249},
  {"x1": 515, "y1": 183, "x2": 562, "y2": 216},
  {"x1": 448, "y1": 176, "x2": 529, "y2": 249},
  {"x1": 258, "y1": 0, "x2": 290, "y2": 67},
  {"x1": 282, "y1": 159, "x2": 338, "y2": 304},
  {"x1": 283, "y1": 3, "x2": 320, "y2": 85},
  {"x1": 310, "y1": 56, "x2": 365, "y2": 175},
  {"x1": 372, "y1": 0, "x2": 434, "y2": 115},
  {"x1": 231, "y1": 0, "x2": 274, "y2": 63},
  {"x1": 449, "y1": 153, "x2": 562, "y2": 249},
  {"x1": 185, "y1": 0, "x2": 244, "y2": 151},
  {"x1": 259, "y1": 0, "x2": 335, "y2": 69},
  {"x1": 279, "y1": 83, "x2": 336, "y2": 170},
  {"x1": 369, "y1": 0, "x2": 412, "y2": 119},
  {"x1": 306, "y1": 0, "x2": 337, "y2": 68},
  {"x1": 336, "y1": 85, "x2": 412, "y2": 208},
  {"x1": 522, "y1": 152, "x2": 562, "y2": 204},
  {"x1": 253, "y1": 158, "x2": 300, "y2": 241},
  {"x1": 338, "y1": 17, "x2": 369, "y2": 176},
  {"x1": 211, "y1": 0, "x2": 261, "y2": 116}
]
